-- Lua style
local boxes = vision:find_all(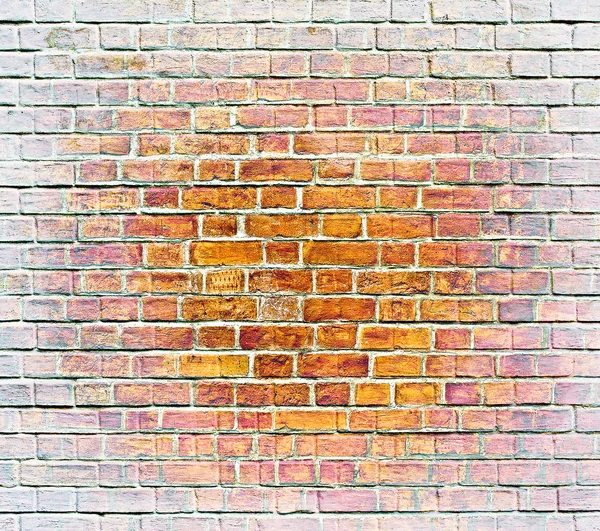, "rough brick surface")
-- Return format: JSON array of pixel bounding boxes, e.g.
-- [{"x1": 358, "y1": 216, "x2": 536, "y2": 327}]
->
[{"x1": 1, "y1": 0, "x2": 600, "y2": 525}]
